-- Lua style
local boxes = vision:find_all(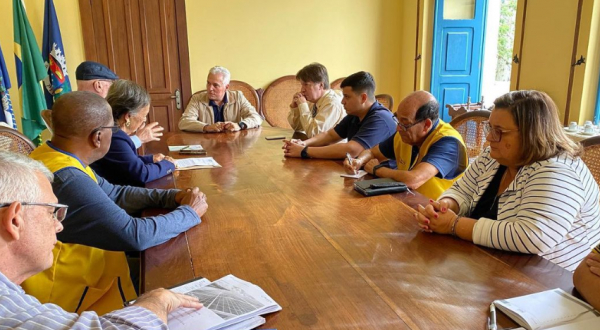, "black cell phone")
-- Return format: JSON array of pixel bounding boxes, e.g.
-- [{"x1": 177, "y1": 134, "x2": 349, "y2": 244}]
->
[
  {"x1": 369, "y1": 182, "x2": 406, "y2": 189},
  {"x1": 265, "y1": 135, "x2": 286, "y2": 140}
]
